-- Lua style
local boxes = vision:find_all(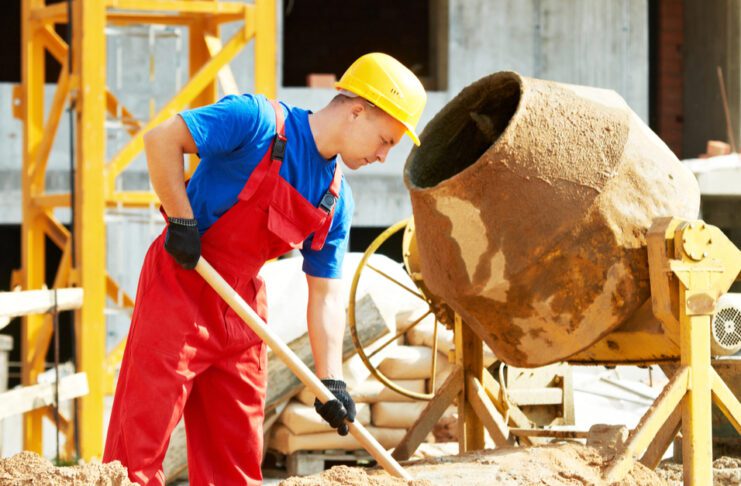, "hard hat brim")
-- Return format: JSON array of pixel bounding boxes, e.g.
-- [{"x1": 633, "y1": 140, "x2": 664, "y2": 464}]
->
[{"x1": 406, "y1": 127, "x2": 421, "y2": 146}]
